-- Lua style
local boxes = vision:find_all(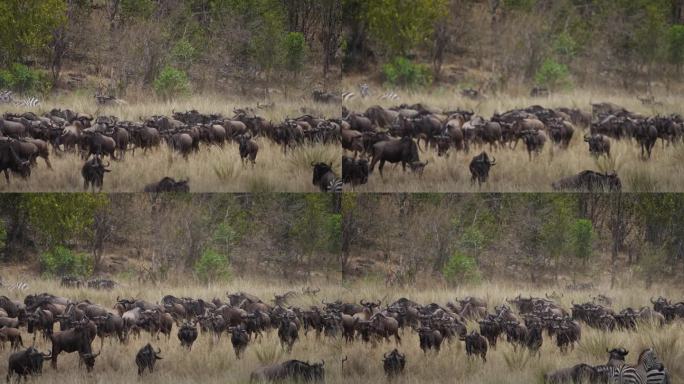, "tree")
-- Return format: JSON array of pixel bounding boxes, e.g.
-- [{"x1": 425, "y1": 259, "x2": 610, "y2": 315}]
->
[
  {"x1": 363, "y1": 0, "x2": 449, "y2": 57},
  {"x1": 283, "y1": 32, "x2": 307, "y2": 77},
  {"x1": 0, "y1": 0, "x2": 67, "y2": 65},
  {"x1": 569, "y1": 219, "x2": 594, "y2": 281}
]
